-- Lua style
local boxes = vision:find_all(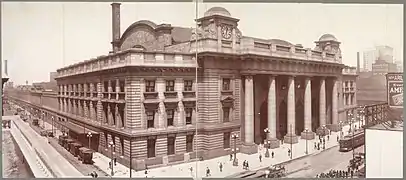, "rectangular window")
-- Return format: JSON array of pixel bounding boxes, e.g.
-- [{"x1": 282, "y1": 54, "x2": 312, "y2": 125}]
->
[
  {"x1": 185, "y1": 108, "x2": 193, "y2": 125},
  {"x1": 222, "y1": 78, "x2": 231, "y2": 91},
  {"x1": 166, "y1": 80, "x2": 175, "y2": 92},
  {"x1": 119, "y1": 80, "x2": 125, "y2": 92},
  {"x1": 146, "y1": 111, "x2": 155, "y2": 128},
  {"x1": 167, "y1": 137, "x2": 175, "y2": 155},
  {"x1": 147, "y1": 139, "x2": 156, "y2": 158},
  {"x1": 223, "y1": 108, "x2": 230, "y2": 122},
  {"x1": 186, "y1": 135, "x2": 194, "y2": 153},
  {"x1": 145, "y1": 80, "x2": 155, "y2": 92},
  {"x1": 184, "y1": 80, "x2": 193, "y2": 91},
  {"x1": 223, "y1": 132, "x2": 231, "y2": 149},
  {"x1": 104, "y1": 81, "x2": 109, "y2": 92},
  {"x1": 166, "y1": 109, "x2": 174, "y2": 126}
]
